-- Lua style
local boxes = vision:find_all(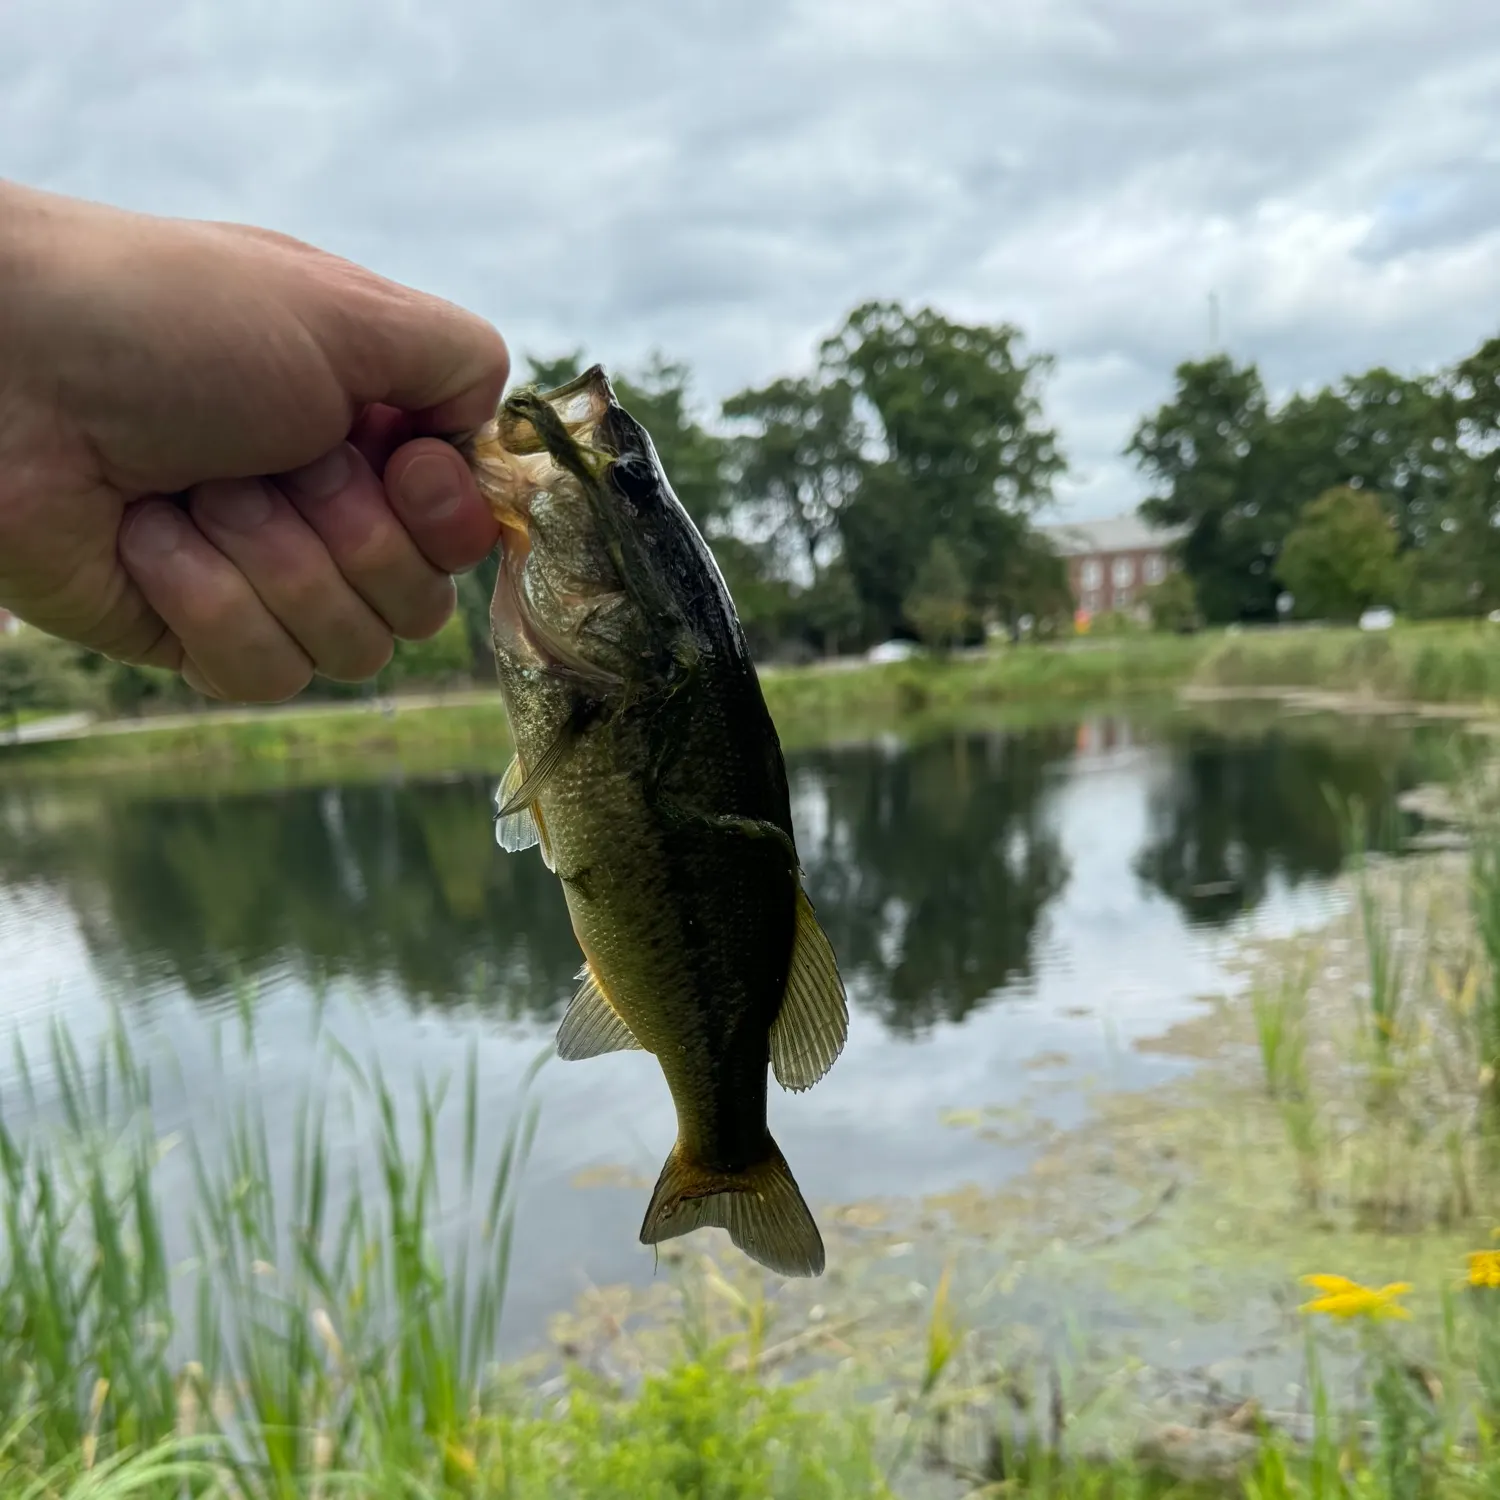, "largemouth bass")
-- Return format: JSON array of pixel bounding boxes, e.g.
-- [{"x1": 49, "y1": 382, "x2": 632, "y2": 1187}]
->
[{"x1": 460, "y1": 367, "x2": 848, "y2": 1277}]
